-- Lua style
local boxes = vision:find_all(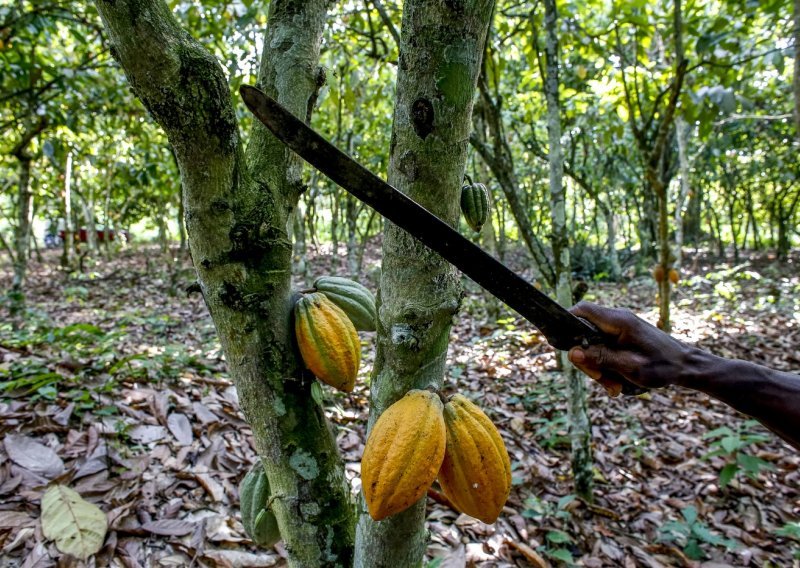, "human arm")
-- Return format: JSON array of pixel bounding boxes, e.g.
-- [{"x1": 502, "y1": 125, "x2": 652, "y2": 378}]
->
[{"x1": 568, "y1": 302, "x2": 800, "y2": 451}]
